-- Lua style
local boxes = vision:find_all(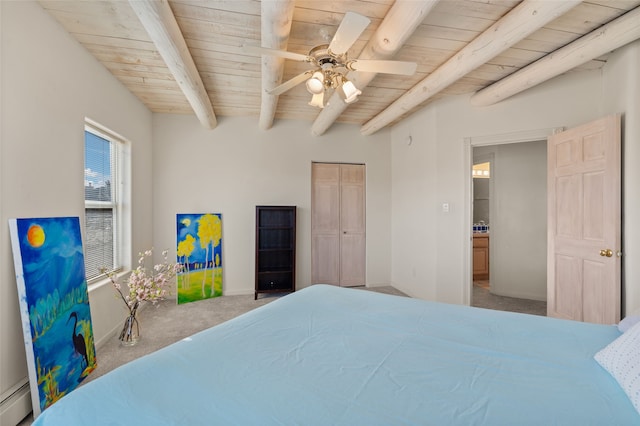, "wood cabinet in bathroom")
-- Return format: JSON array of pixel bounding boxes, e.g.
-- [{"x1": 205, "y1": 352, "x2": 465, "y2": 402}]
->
[{"x1": 473, "y1": 233, "x2": 489, "y2": 281}]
